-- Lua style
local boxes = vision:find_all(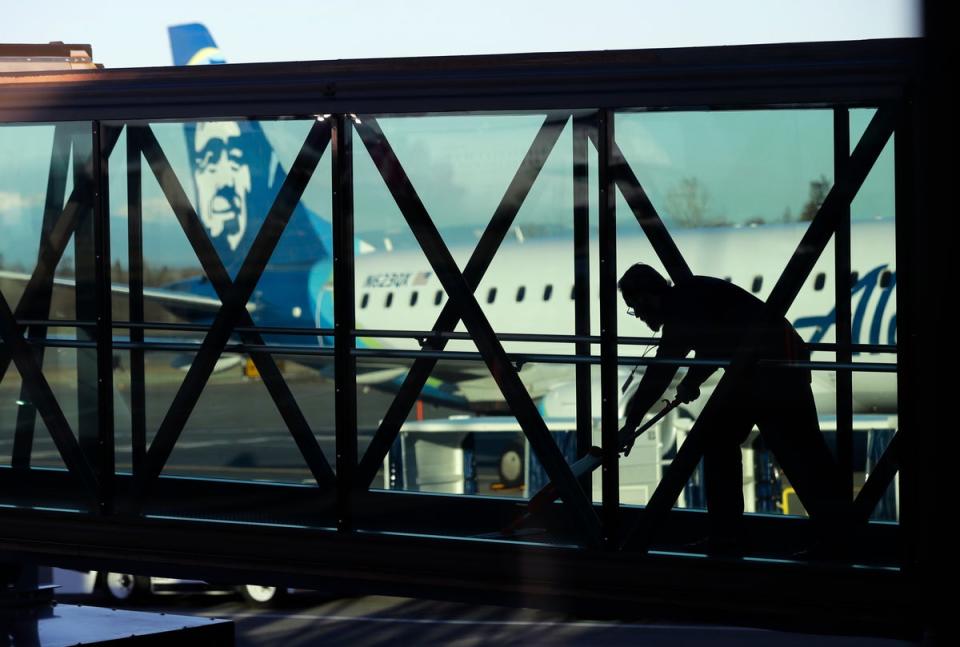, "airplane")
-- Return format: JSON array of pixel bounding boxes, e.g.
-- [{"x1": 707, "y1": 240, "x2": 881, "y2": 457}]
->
[
  {"x1": 160, "y1": 24, "x2": 901, "y2": 512},
  {"x1": 162, "y1": 22, "x2": 896, "y2": 410}
]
